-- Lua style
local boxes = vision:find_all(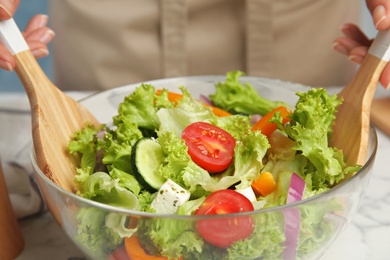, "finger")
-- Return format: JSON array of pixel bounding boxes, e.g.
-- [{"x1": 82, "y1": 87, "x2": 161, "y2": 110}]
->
[
  {"x1": 340, "y1": 23, "x2": 372, "y2": 46},
  {"x1": 348, "y1": 46, "x2": 369, "y2": 64},
  {"x1": 26, "y1": 40, "x2": 50, "y2": 59},
  {"x1": 24, "y1": 14, "x2": 48, "y2": 33},
  {"x1": 333, "y1": 37, "x2": 363, "y2": 56},
  {"x1": 23, "y1": 27, "x2": 55, "y2": 45},
  {"x1": 0, "y1": 44, "x2": 15, "y2": 71},
  {"x1": 379, "y1": 64, "x2": 390, "y2": 89},
  {"x1": 366, "y1": 0, "x2": 390, "y2": 30},
  {"x1": 0, "y1": 0, "x2": 20, "y2": 20}
]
